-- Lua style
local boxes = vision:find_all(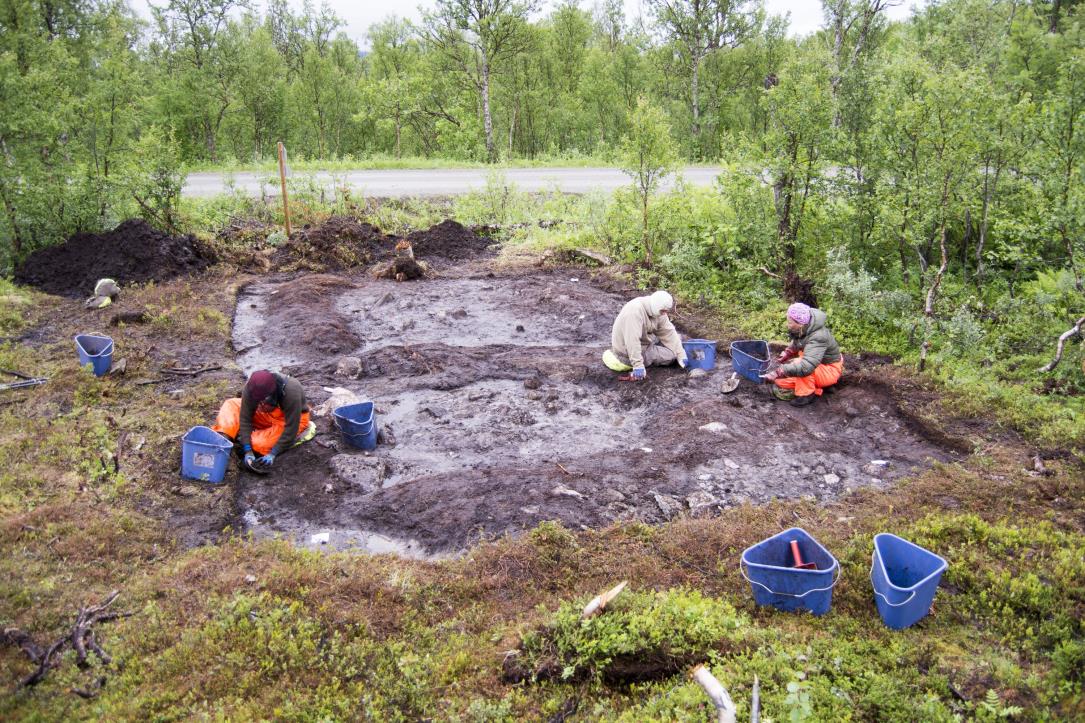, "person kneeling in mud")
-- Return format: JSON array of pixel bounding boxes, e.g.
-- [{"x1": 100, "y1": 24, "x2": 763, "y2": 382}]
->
[
  {"x1": 602, "y1": 290, "x2": 688, "y2": 381},
  {"x1": 760, "y1": 303, "x2": 843, "y2": 407},
  {"x1": 212, "y1": 369, "x2": 316, "y2": 472}
]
